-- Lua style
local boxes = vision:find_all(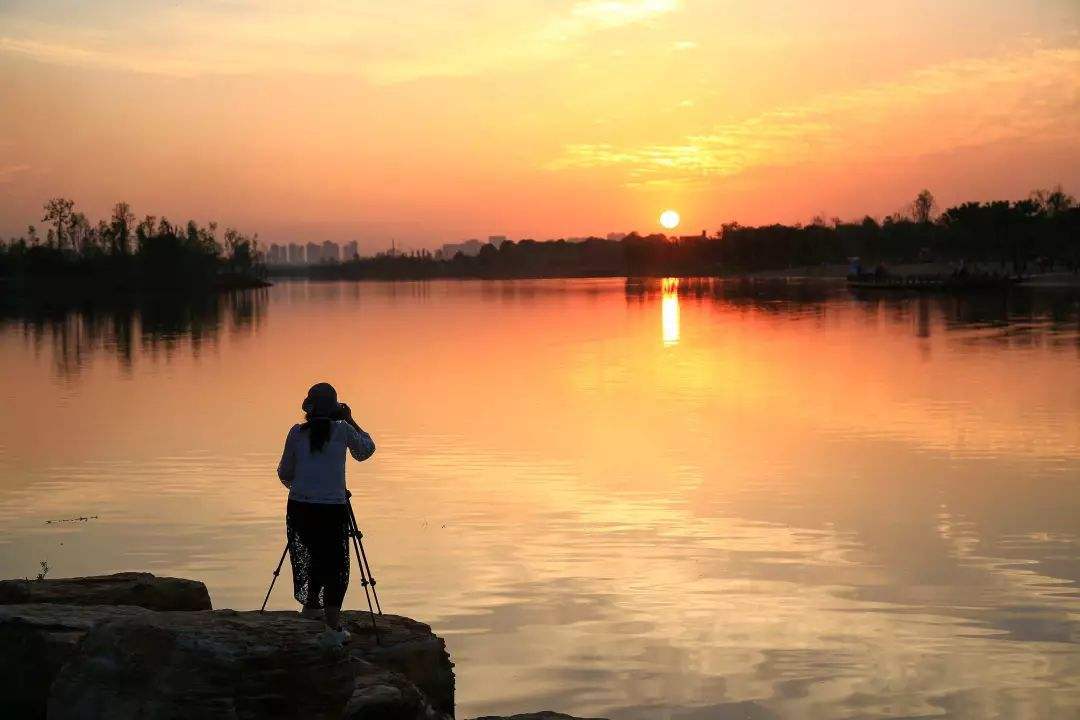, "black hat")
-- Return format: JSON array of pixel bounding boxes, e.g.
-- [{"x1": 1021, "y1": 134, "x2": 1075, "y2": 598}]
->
[{"x1": 302, "y1": 382, "x2": 341, "y2": 419}]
